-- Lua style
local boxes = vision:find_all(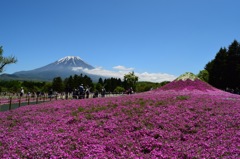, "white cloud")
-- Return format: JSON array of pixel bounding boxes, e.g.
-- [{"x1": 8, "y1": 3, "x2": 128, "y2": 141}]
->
[
  {"x1": 72, "y1": 66, "x2": 176, "y2": 83},
  {"x1": 135, "y1": 72, "x2": 176, "y2": 82},
  {"x1": 113, "y1": 65, "x2": 134, "y2": 72}
]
